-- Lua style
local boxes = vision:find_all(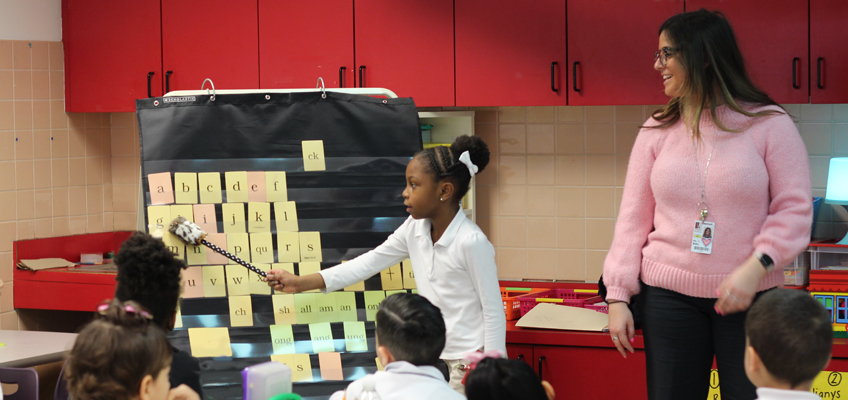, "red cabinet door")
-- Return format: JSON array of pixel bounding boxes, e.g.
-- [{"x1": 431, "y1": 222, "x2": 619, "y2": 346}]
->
[
  {"x1": 455, "y1": 0, "x2": 566, "y2": 106},
  {"x1": 506, "y1": 344, "x2": 534, "y2": 368},
  {"x1": 811, "y1": 0, "x2": 848, "y2": 104},
  {"x1": 161, "y1": 0, "x2": 259, "y2": 92},
  {"x1": 63, "y1": 0, "x2": 162, "y2": 112},
  {"x1": 536, "y1": 345, "x2": 648, "y2": 400},
  {"x1": 354, "y1": 0, "x2": 454, "y2": 107},
  {"x1": 568, "y1": 0, "x2": 682, "y2": 106},
  {"x1": 687, "y1": 0, "x2": 808, "y2": 104},
  {"x1": 259, "y1": 0, "x2": 354, "y2": 89}
]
